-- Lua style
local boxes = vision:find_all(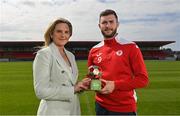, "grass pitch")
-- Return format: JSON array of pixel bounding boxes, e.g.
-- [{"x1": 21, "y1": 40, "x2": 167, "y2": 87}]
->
[{"x1": 0, "y1": 60, "x2": 180, "y2": 115}]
